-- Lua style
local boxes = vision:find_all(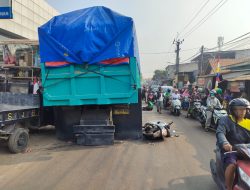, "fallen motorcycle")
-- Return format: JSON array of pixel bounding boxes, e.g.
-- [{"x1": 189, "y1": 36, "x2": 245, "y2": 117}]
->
[
  {"x1": 210, "y1": 144, "x2": 250, "y2": 190},
  {"x1": 142, "y1": 121, "x2": 173, "y2": 140}
]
